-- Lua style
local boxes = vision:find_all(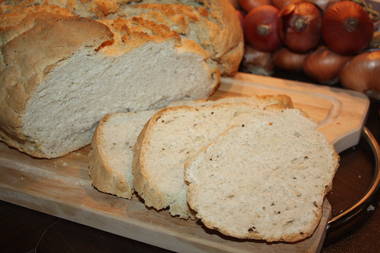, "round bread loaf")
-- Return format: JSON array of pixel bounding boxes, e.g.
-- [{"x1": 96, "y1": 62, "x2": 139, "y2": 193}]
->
[{"x1": 0, "y1": 0, "x2": 243, "y2": 158}]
